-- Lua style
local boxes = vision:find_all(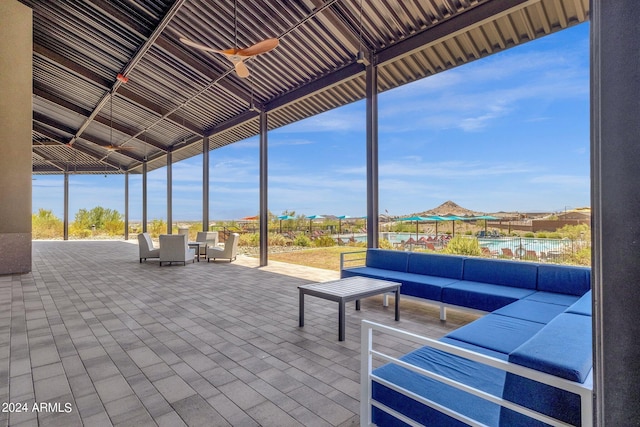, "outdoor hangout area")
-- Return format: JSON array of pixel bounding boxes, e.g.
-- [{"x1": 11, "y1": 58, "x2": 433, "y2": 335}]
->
[
  {"x1": 1, "y1": 240, "x2": 479, "y2": 426},
  {"x1": 3, "y1": 0, "x2": 640, "y2": 426}
]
